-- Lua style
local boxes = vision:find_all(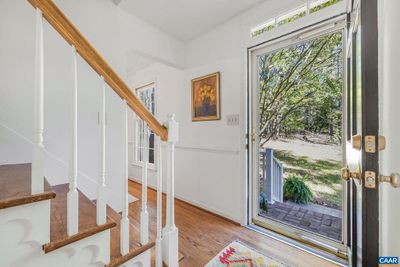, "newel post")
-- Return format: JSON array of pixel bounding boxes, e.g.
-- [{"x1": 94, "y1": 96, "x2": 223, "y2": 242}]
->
[{"x1": 162, "y1": 114, "x2": 179, "y2": 267}]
